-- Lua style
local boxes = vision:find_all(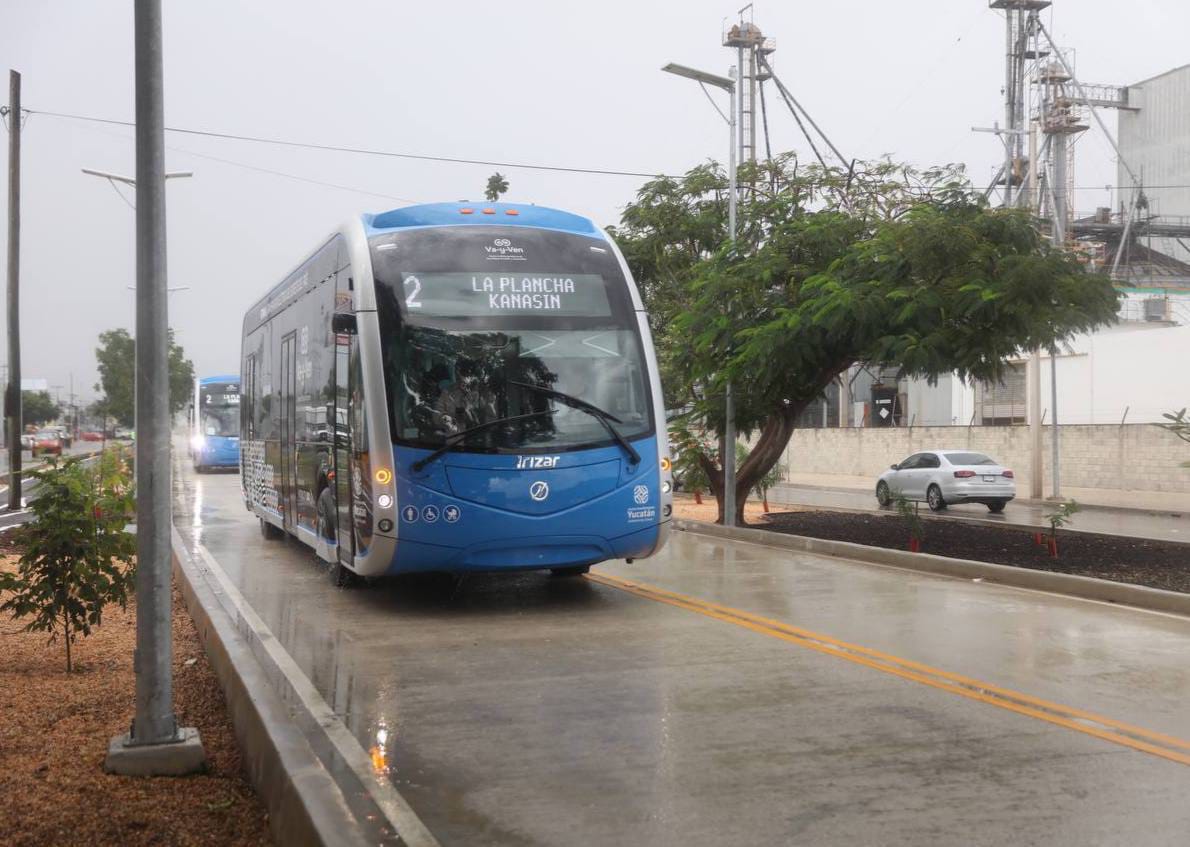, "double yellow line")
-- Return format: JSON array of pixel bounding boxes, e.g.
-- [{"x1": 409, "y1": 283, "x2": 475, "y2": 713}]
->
[{"x1": 587, "y1": 572, "x2": 1190, "y2": 767}]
